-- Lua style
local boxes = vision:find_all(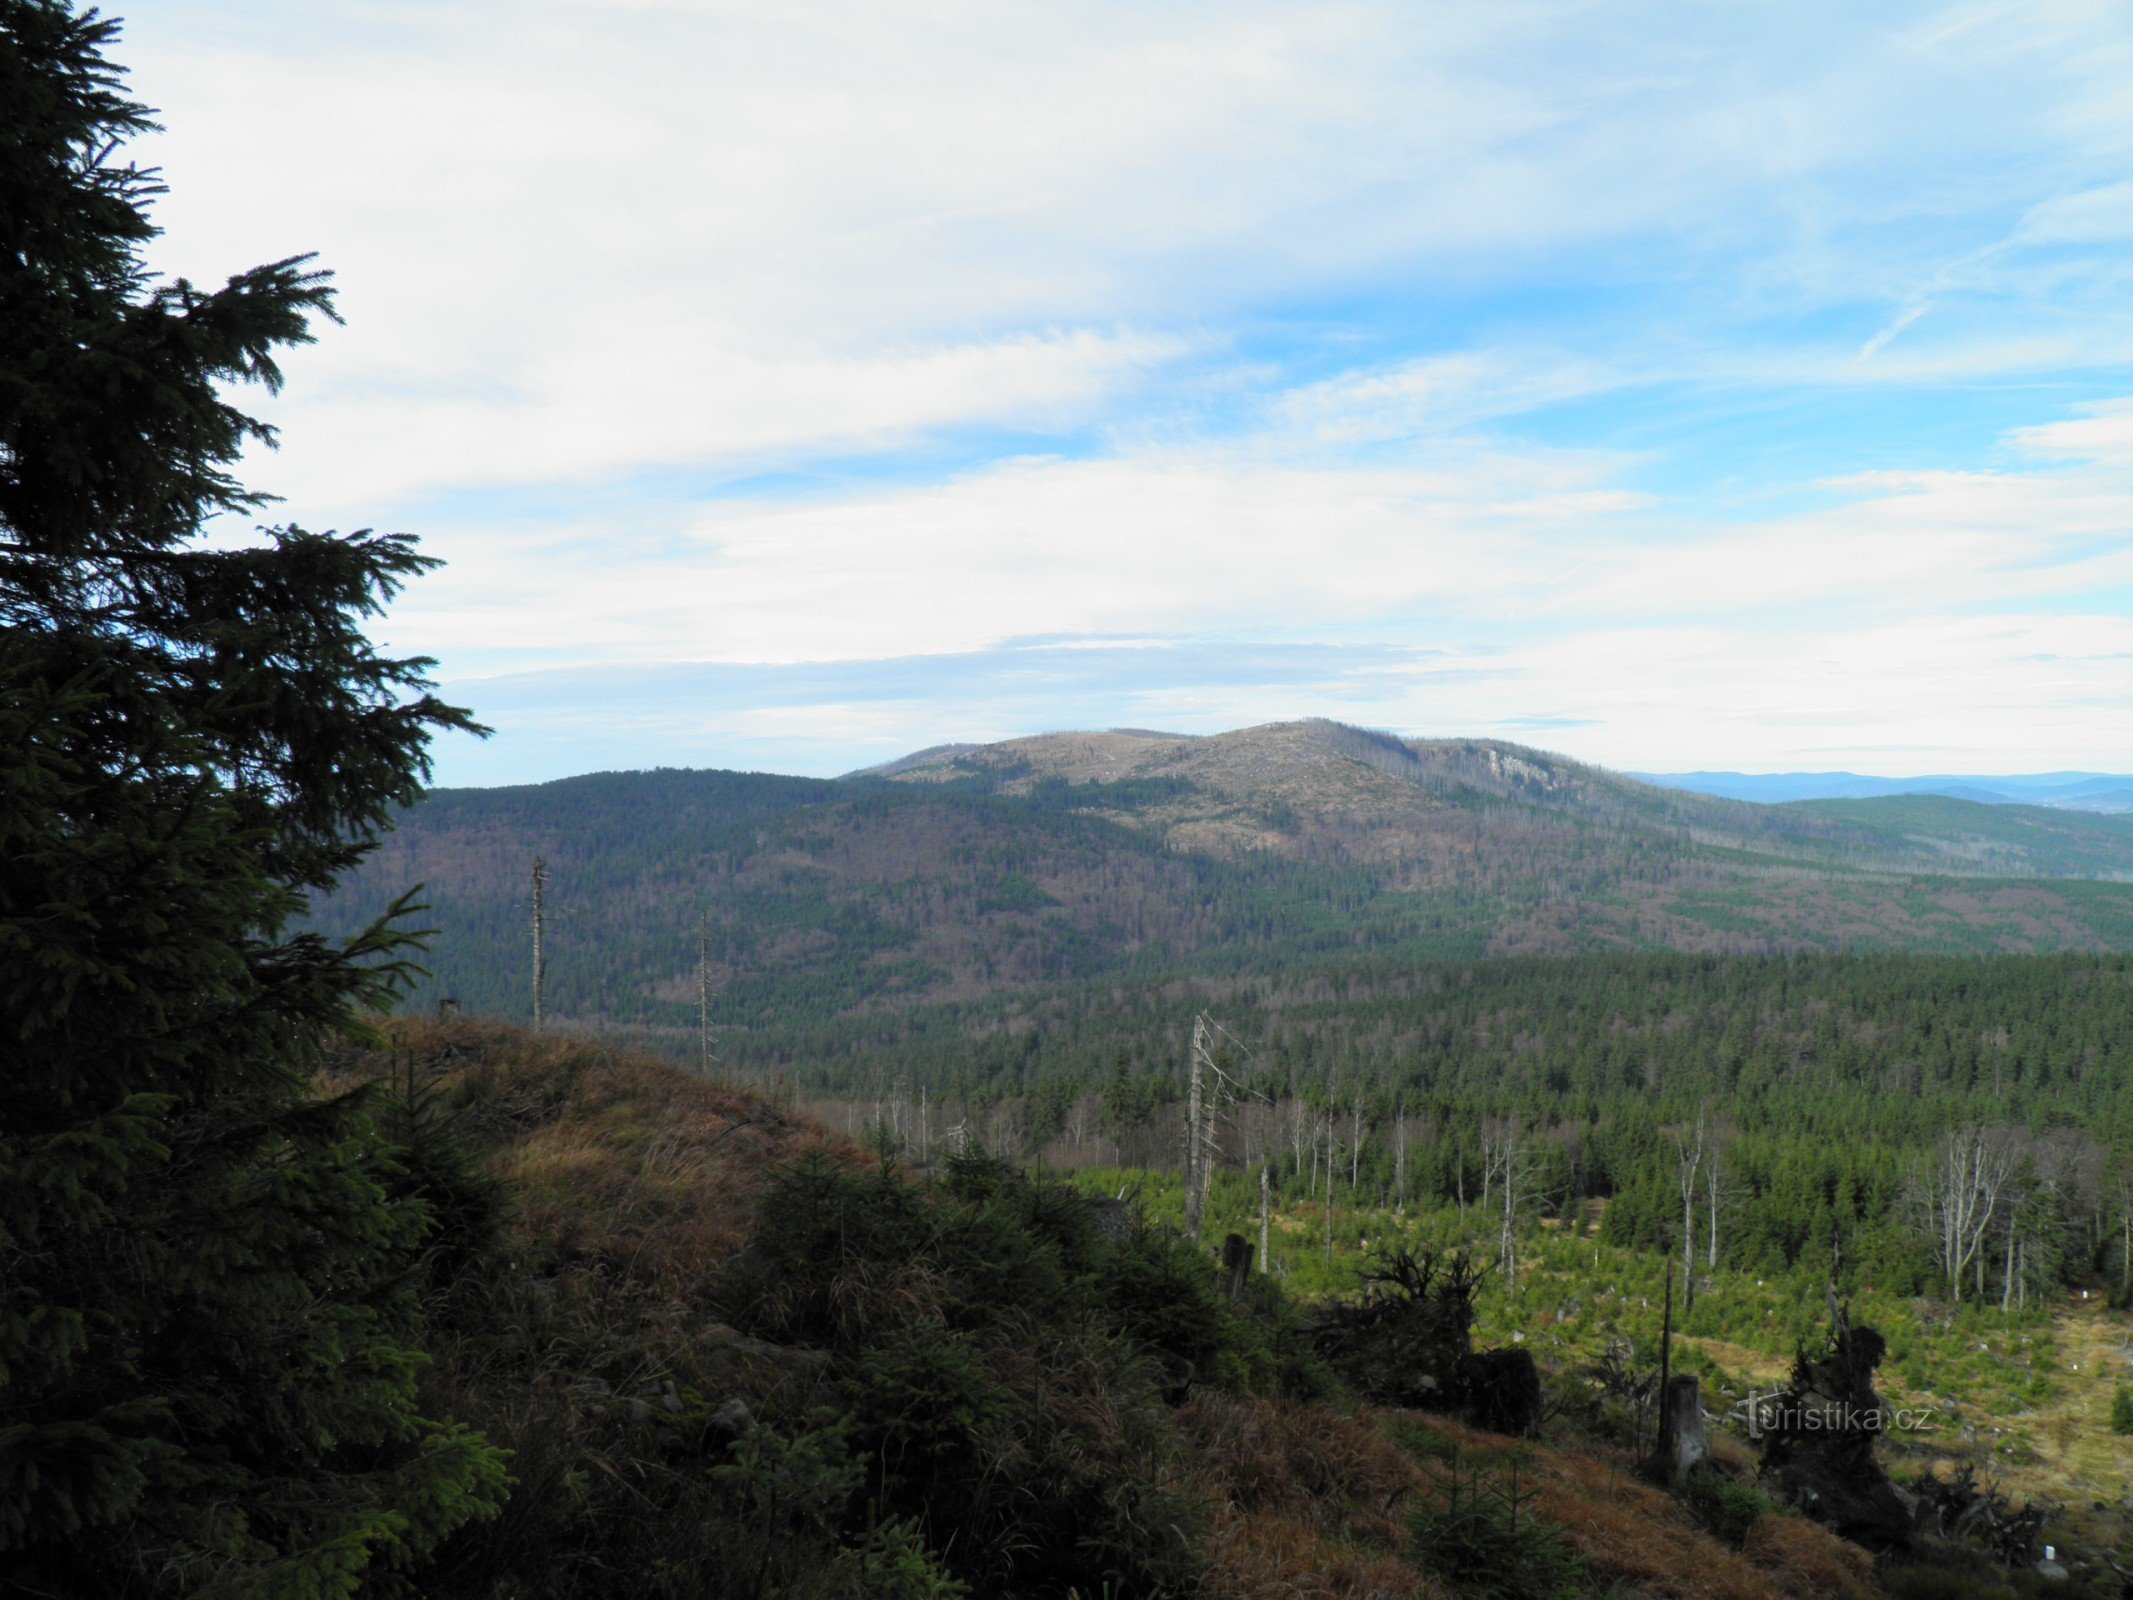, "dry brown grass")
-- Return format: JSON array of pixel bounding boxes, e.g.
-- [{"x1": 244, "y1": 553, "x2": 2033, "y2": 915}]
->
[
  {"x1": 1181, "y1": 1392, "x2": 1441, "y2": 1600},
  {"x1": 1175, "y1": 1393, "x2": 1877, "y2": 1600},
  {"x1": 1414, "y1": 1415, "x2": 1877, "y2": 1600},
  {"x1": 1739, "y1": 1512, "x2": 1879, "y2": 1600},
  {"x1": 331, "y1": 1015, "x2": 854, "y2": 1387}
]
